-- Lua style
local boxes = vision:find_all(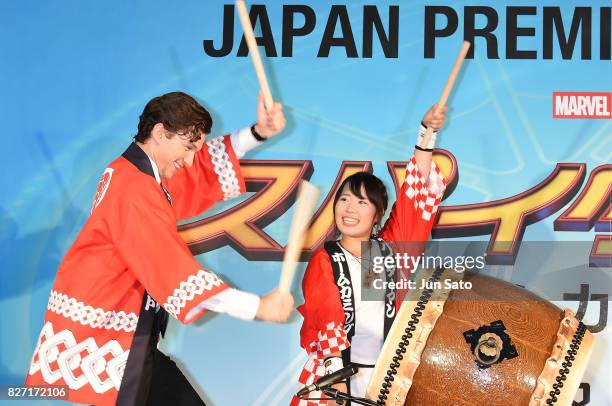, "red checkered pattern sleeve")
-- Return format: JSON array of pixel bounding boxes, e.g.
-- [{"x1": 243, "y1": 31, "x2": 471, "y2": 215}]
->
[
  {"x1": 111, "y1": 179, "x2": 229, "y2": 324},
  {"x1": 166, "y1": 134, "x2": 246, "y2": 221},
  {"x1": 291, "y1": 321, "x2": 350, "y2": 406},
  {"x1": 380, "y1": 156, "x2": 446, "y2": 242},
  {"x1": 293, "y1": 250, "x2": 349, "y2": 405}
]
